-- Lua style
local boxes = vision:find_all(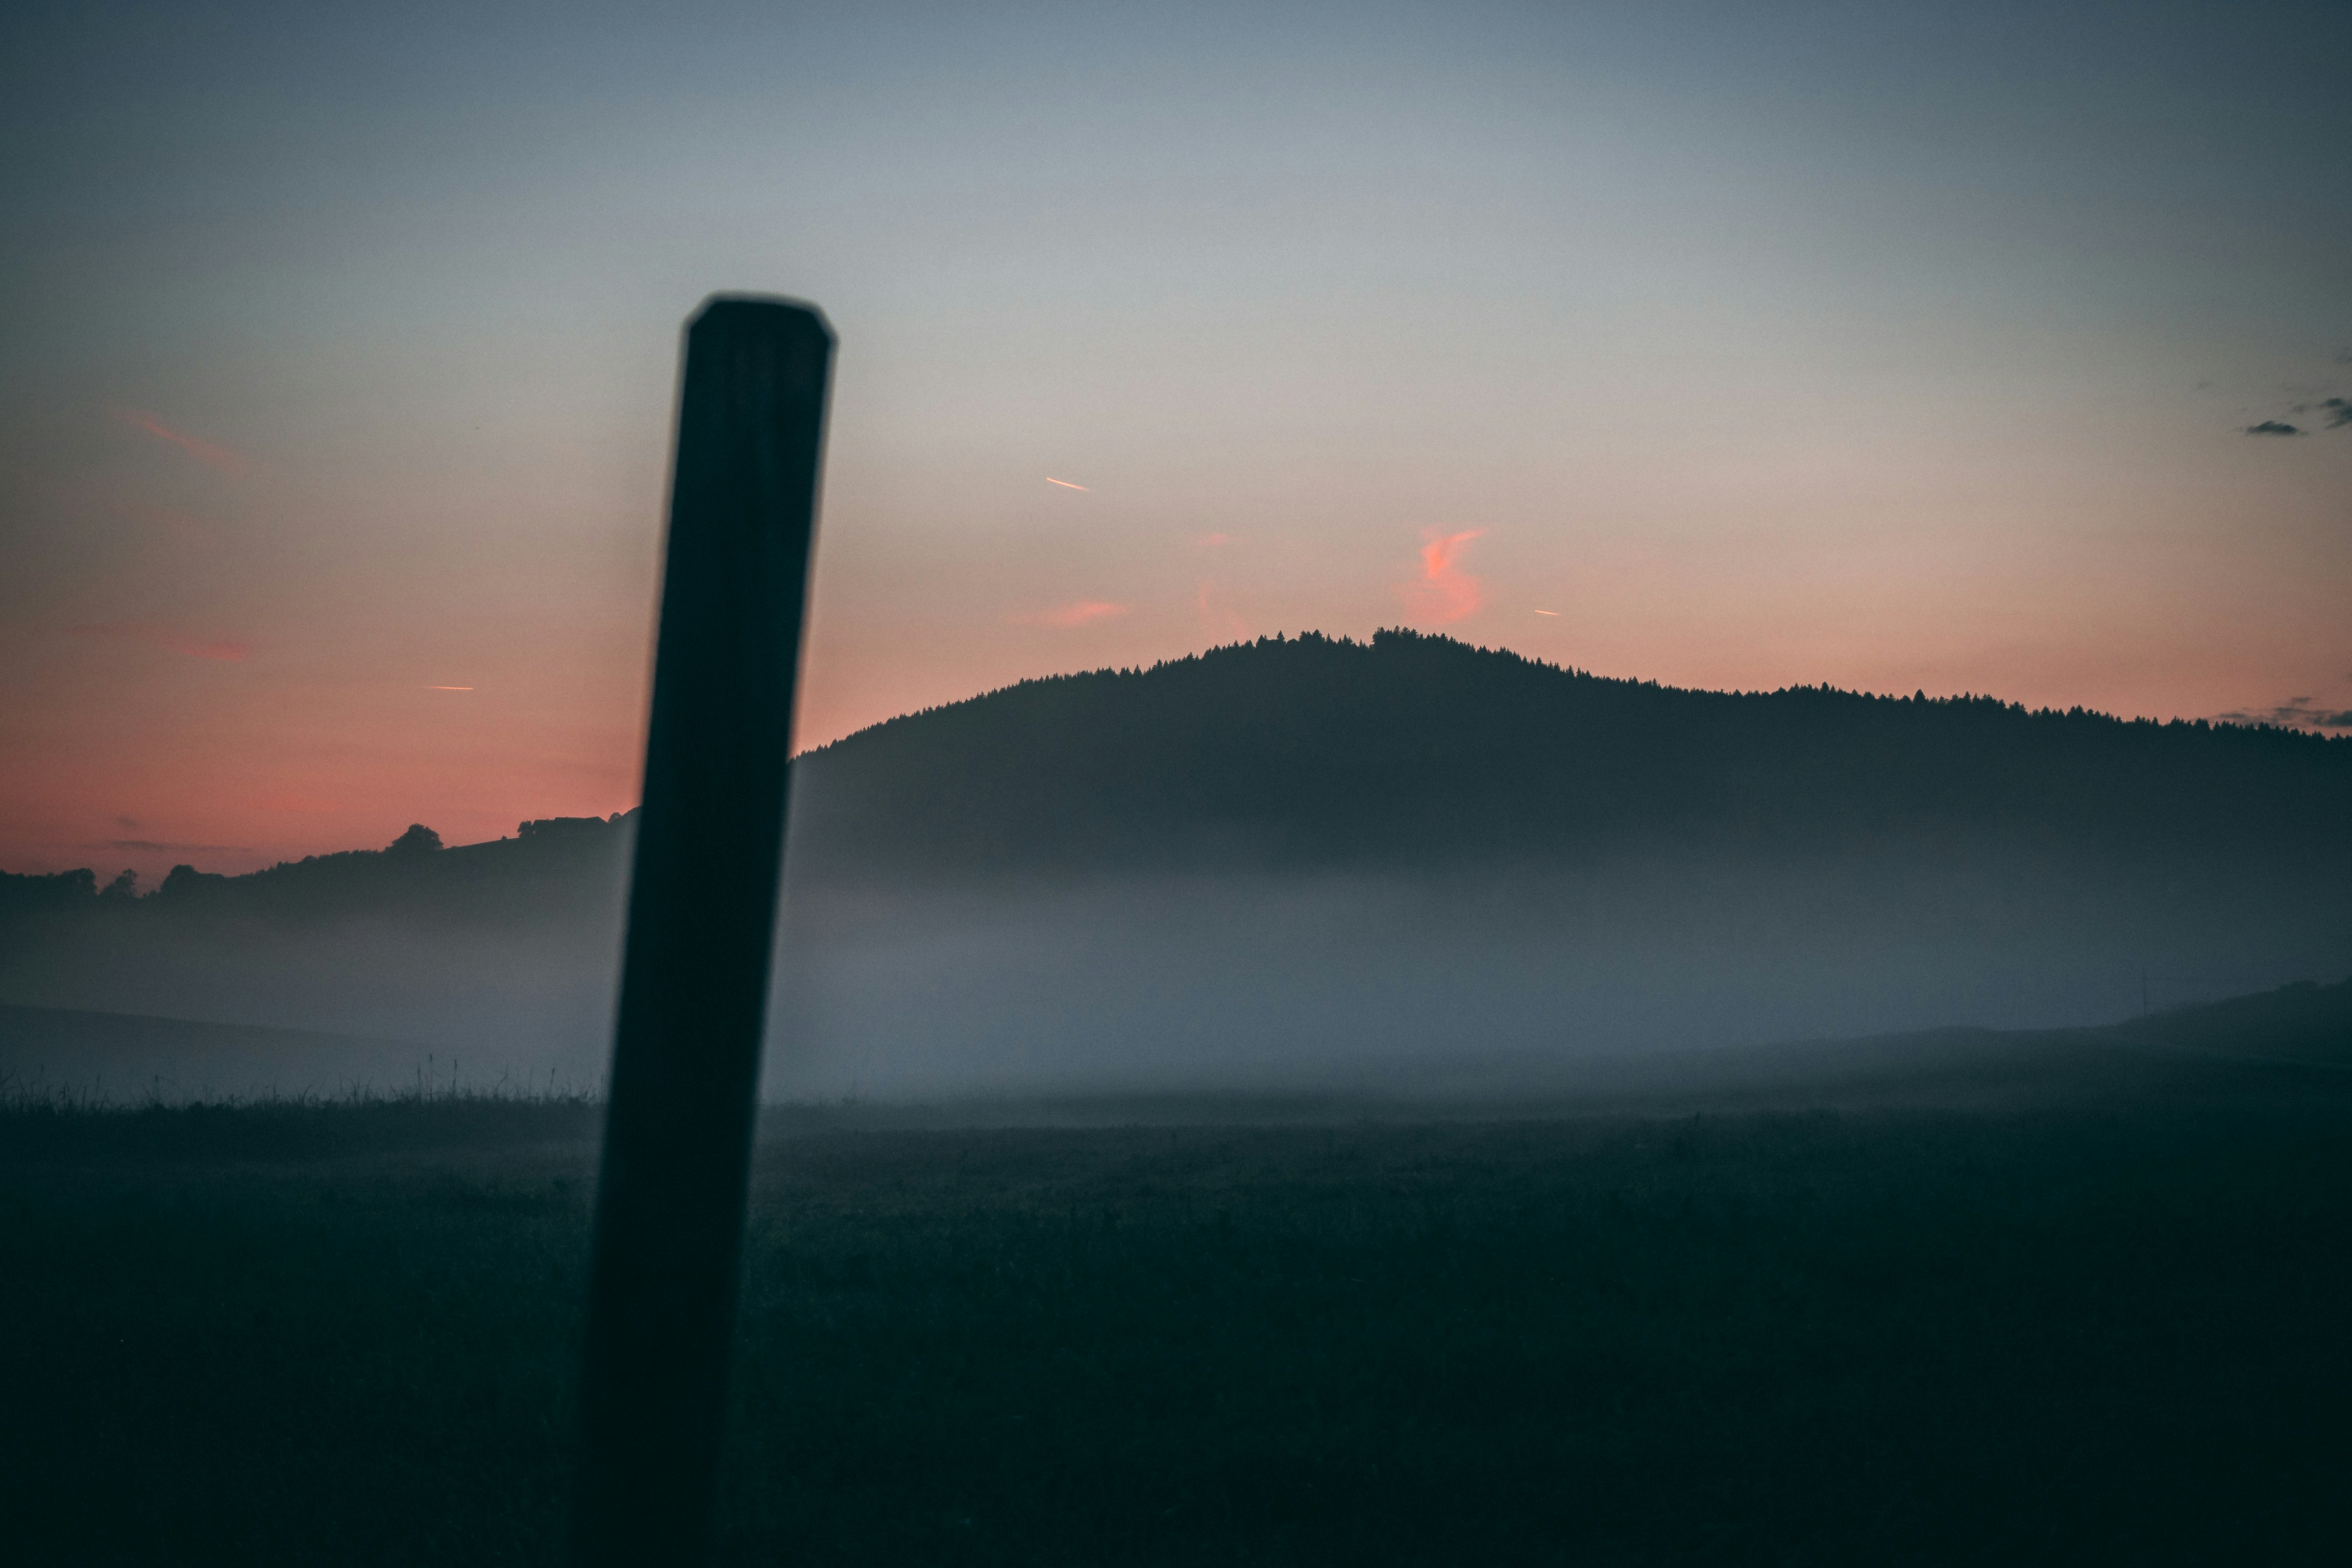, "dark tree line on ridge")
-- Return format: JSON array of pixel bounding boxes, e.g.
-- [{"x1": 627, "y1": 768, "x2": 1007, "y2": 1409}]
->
[
  {"x1": 5, "y1": 629, "x2": 2347, "y2": 925},
  {"x1": 786, "y1": 629, "x2": 2349, "y2": 876},
  {"x1": 0, "y1": 815, "x2": 631, "y2": 926}
]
